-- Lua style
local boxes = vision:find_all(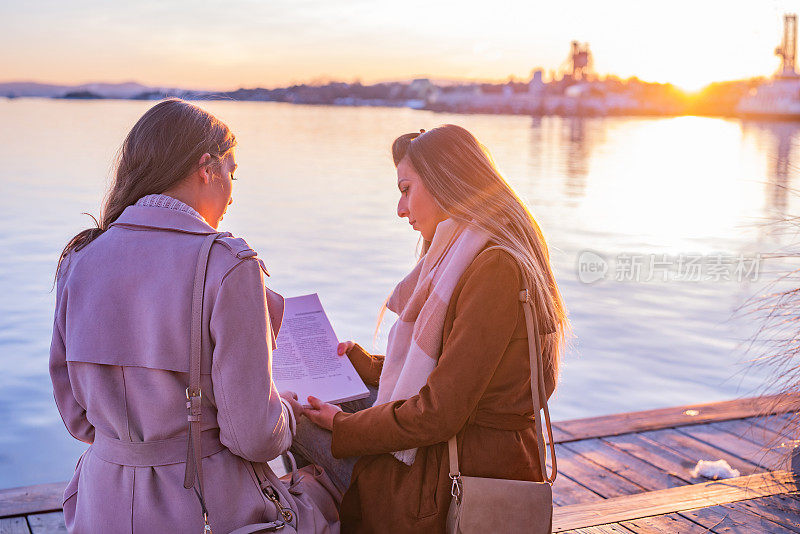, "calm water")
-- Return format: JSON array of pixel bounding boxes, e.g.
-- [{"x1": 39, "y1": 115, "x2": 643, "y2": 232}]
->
[{"x1": 1, "y1": 99, "x2": 799, "y2": 488}]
